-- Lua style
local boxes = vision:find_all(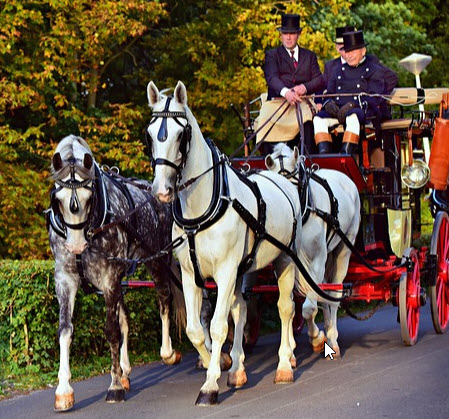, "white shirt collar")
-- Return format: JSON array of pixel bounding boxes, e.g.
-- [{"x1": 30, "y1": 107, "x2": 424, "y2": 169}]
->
[{"x1": 284, "y1": 45, "x2": 298, "y2": 61}]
